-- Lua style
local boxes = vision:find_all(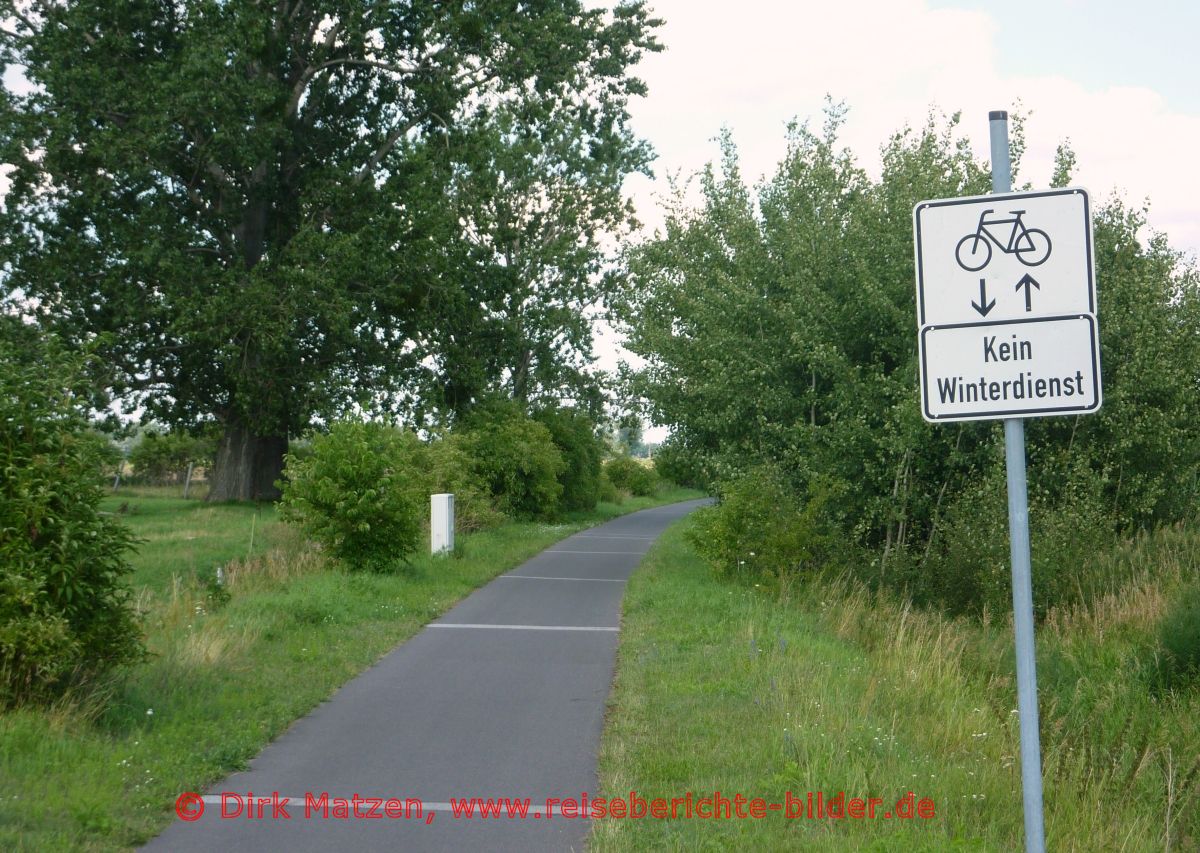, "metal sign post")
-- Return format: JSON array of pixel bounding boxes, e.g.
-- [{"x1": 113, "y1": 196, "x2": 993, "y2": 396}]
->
[
  {"x1": 910, "y1": 108, "x2": 1102, "y2": 852},
  {"x1": 990, "y1": 110, "x2": 1047, "y2": 853}
]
